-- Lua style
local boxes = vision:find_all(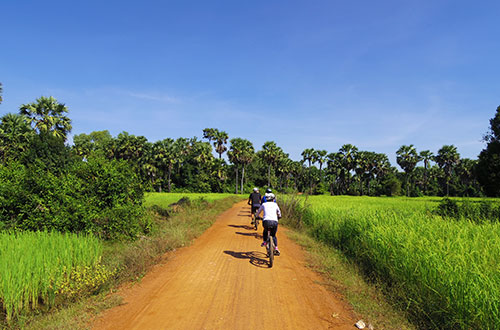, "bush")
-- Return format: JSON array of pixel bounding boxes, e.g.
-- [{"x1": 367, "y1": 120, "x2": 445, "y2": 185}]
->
[
  {"x1": 0, "y1": 157, "x2": 146, "y2": 239},
  {"x1": 435, "y1": 198, "x2": 500, "y2": 223},
  {"x1": 436, "y1": 198, "x2": 460, "y2": 218}
]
